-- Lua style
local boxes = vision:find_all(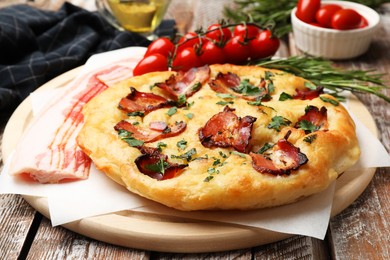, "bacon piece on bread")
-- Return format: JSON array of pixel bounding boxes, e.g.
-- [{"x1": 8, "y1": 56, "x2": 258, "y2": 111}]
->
[
  {"x1": 114, "y1": 120, "x2": 187, "y2": 143},
  {"x1": 118, "y1": 87, "x2": 173, "y2": 115},
  {"x1": 156, "y1": 65, "x2": 210, "y2": 100},
  {"x1": 198, "y1": 106, "x2": 256, "y2": 153},
  {"x1": 250, "y1": 131, "x2": 308, "y2": 175},
  {"x1": 135, "y1": 146, "x2": 187, "y2": 180}
]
